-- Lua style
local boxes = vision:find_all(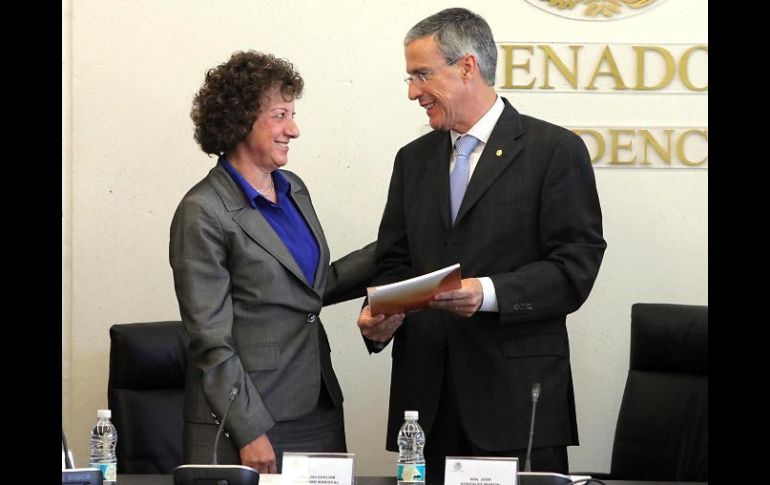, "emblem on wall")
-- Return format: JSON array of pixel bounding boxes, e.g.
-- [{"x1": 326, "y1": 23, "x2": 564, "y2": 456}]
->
[{"x1": 525, "y1": 0, "x2": 668, "y2": 20}]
